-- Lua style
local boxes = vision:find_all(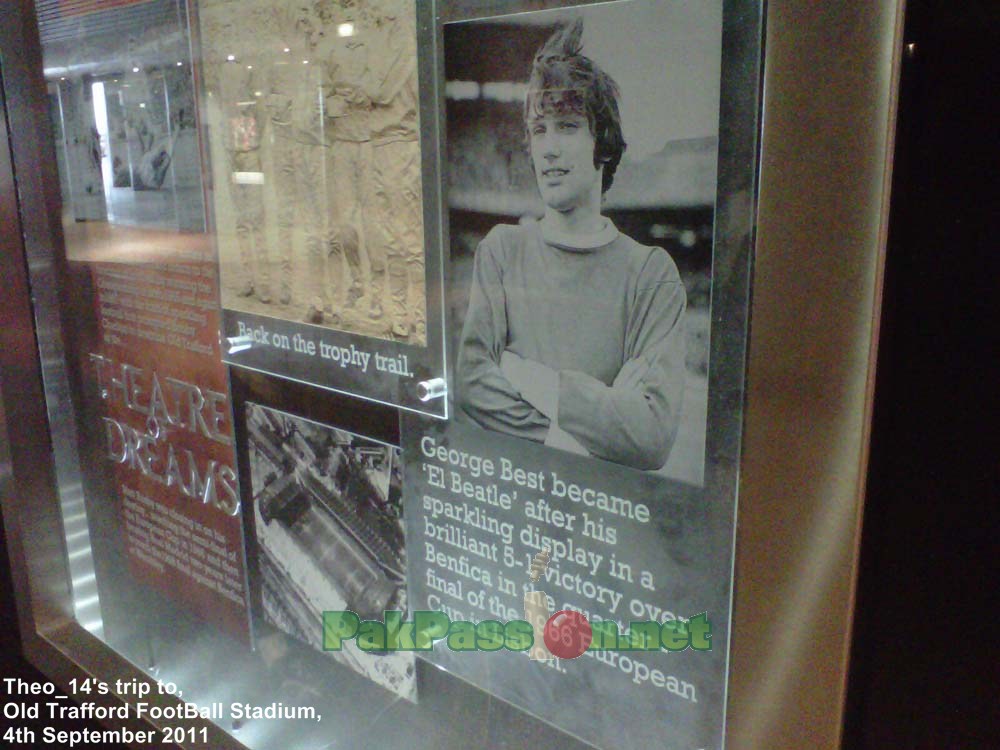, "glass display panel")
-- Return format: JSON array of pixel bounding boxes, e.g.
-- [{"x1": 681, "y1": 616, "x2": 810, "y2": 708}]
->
[
  {"x1": 397, "y1": 1, "x2": 756, "y2": 747},
  {"x1": 26, "y1": 0, "x2": 762, "y2": 747},
  {"x1": 39, "y1": 0, "x2": 253, "y2": 645},
  {"x1": 197, "y1": 0, "x2": 449, "y2": 416}
]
